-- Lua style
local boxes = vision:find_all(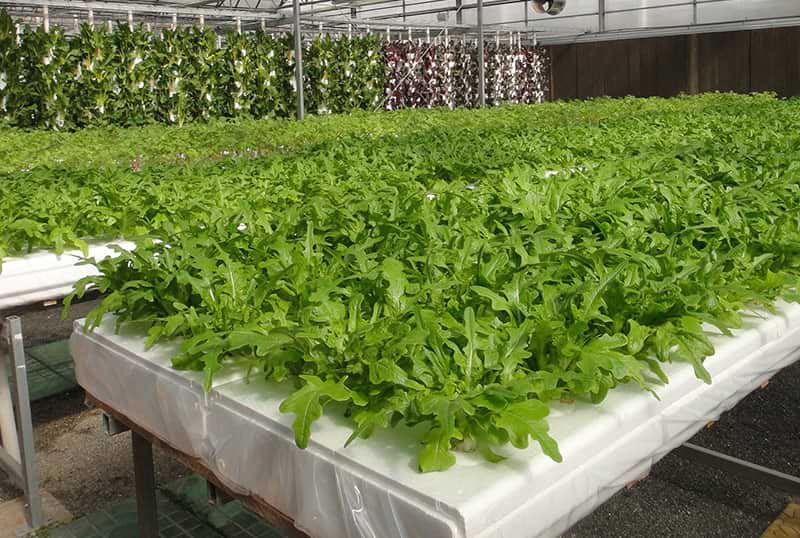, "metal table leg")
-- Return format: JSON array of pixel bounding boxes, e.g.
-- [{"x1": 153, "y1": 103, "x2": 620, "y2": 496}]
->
[
  {"x1": 0, "y1": 316, "x2": 43, "y2": 529},
  {"x1": 207, "y1": 480, "x2": 232, "y2": 507},
  {"x1": 132, "y1": 431, "x2": 159, "y2": 538}
]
